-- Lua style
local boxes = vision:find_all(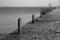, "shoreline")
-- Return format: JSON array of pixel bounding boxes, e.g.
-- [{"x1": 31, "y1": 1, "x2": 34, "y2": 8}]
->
[{"x1": 0, "y1": 7, "x2": 57, "y2": 40}]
